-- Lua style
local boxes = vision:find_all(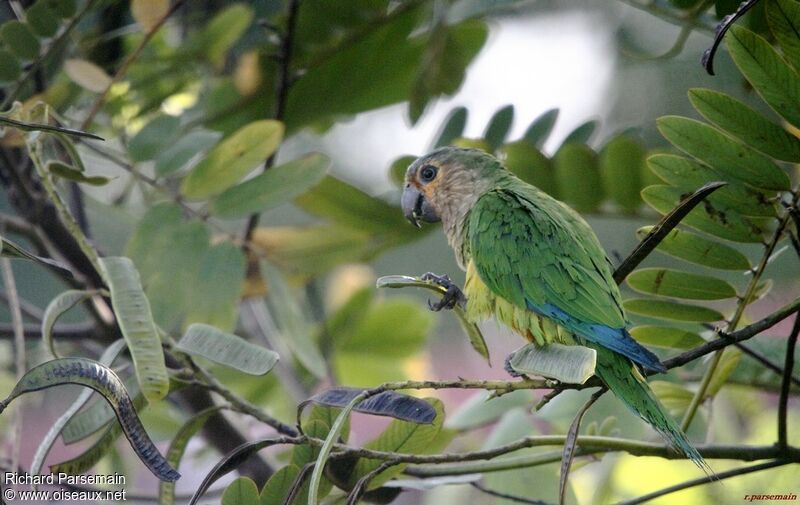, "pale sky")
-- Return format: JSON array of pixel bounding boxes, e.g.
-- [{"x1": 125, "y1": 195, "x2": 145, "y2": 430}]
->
[{"x1": 318, "y1": 9, "x2": 617, "y2": 193}]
